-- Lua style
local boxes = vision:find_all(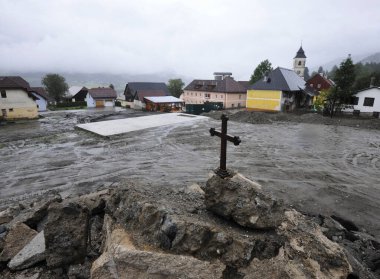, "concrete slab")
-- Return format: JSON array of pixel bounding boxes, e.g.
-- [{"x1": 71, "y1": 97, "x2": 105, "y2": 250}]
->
[{"x1": 76, "y1": 113, "x2": 207, "y2": 137}]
